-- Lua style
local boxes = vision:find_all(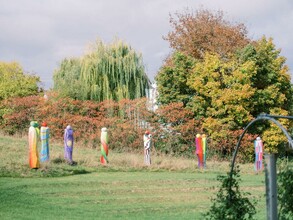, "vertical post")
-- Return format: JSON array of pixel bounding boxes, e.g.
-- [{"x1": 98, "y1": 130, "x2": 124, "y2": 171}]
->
[{"x1": 265, "y1": 154, "x2": 278, "y2": 220}]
